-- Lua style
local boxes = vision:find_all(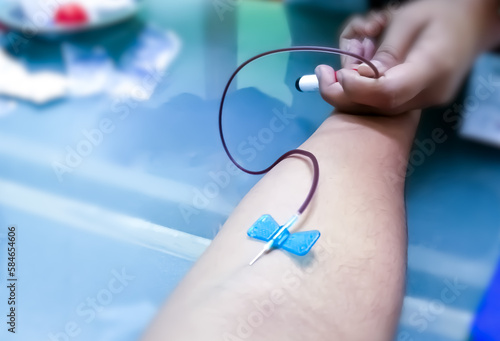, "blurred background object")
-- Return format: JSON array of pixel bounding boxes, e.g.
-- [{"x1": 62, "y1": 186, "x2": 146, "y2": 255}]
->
[
  {"x1": 0, "y1": 0, "x2": 179, "y2": 104},
  {"x1": 0, "y1": 0, "x2": 499, "y2": 340},
  {"x1": 0, "y1": 0, "x2": 139, "y2": 34},
  {"x1": 460, "y1": 53, "x2": 500, "y2": 149},
  {"x1": 285, "y1": 0, "x2": 367, "y2": 12}
]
